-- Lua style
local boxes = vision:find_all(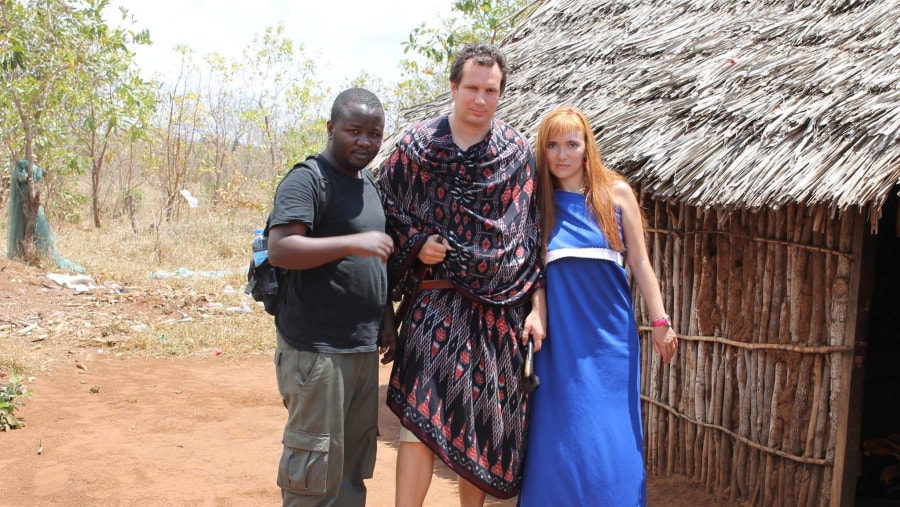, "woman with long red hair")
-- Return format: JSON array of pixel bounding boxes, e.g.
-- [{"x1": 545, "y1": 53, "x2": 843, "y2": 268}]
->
[{"x1": 518, "y1": 106, "x2": 677, "y2": 506}]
